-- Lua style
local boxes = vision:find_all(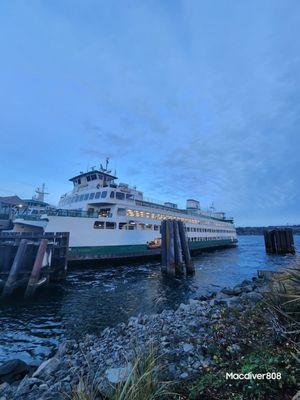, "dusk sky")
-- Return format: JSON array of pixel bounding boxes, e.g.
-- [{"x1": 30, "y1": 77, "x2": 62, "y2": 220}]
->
[{"x1": 0, "y1": 1, "x2": 299, "y2": 226}]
